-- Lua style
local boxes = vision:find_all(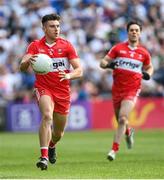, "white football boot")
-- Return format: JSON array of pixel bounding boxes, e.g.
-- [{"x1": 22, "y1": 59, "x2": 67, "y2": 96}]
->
[{"x1": 107, "y1": 150, "x2": 116, "y2": 161}]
